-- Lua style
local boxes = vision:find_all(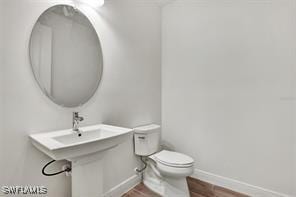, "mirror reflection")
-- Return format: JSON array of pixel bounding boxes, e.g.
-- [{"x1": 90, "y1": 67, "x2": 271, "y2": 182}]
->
[{"x1": 30, "y1": 5, "x2": 103, "y2": 108}]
